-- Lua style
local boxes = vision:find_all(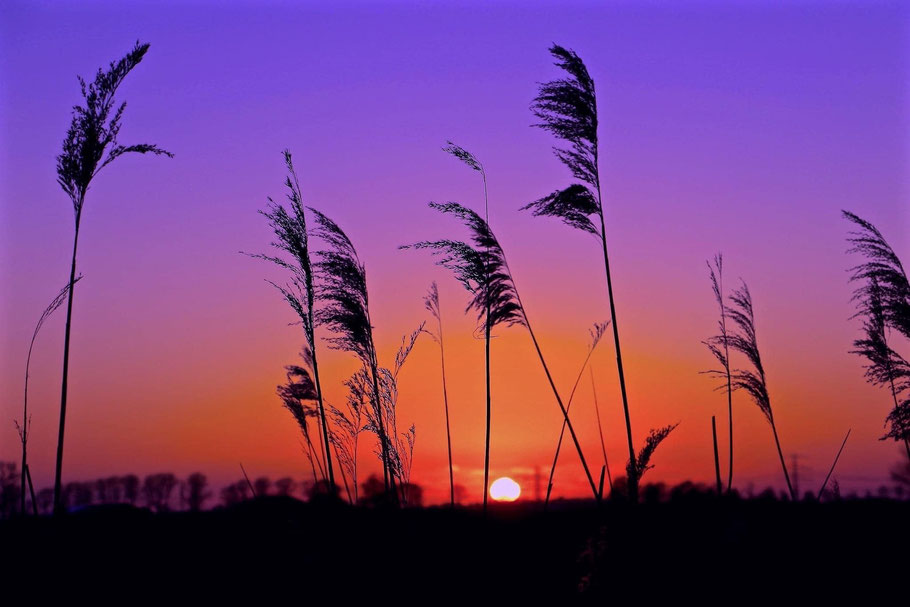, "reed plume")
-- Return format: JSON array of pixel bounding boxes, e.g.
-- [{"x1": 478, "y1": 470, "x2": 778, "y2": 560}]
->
[
  {"x1": 844, "y1": 211, "x2": 910, "y2": 340},
  {"x1": 403, "y1": 200, "x2": 601, "y2": 502},
  {"x1": 702, "y1": 253, "x2": 735, "y2": 492},
  {"x1": 843, "y1": 211, "x2": 910, "y2": 456},
  {"x1": 423, "y1": 281, "x2": 457, "y2": 506},
  {"x1": 626, "y1": 424, "x2": 678, "y2": 489},
  {"x1": 53, "y1": 41, "x2": 172, "y2": 514},
  {"x1": 544, "y1": 321, "x2": 609, "y2": 505},
  {"x1": 433, "y1": 142, "x2": 499, "y2": 510},
  {"x1": 364, "y1": 324, "x2": 423, "y2": 505},
  {"x1": 525, "y1": 44, "x2": 639, "y2": 501},
  {"x1": 277, "y1": 352, "x2": 327, "y2": 482},
  {"x1": 330, "y1": 373, "x2": 367, "y2": 504},
  {"x1": 17, "y1": 278, "x2": 81, "y2": 515},
  {"x1": 310, "y1": 207, "x2": 398, "y2": 498},
  {"x1": 726, "y1": 281, "x2": 796, "y2": 499},
  {"x1": 247, "y1": 149, "x2": 335, "y2": 487}
]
